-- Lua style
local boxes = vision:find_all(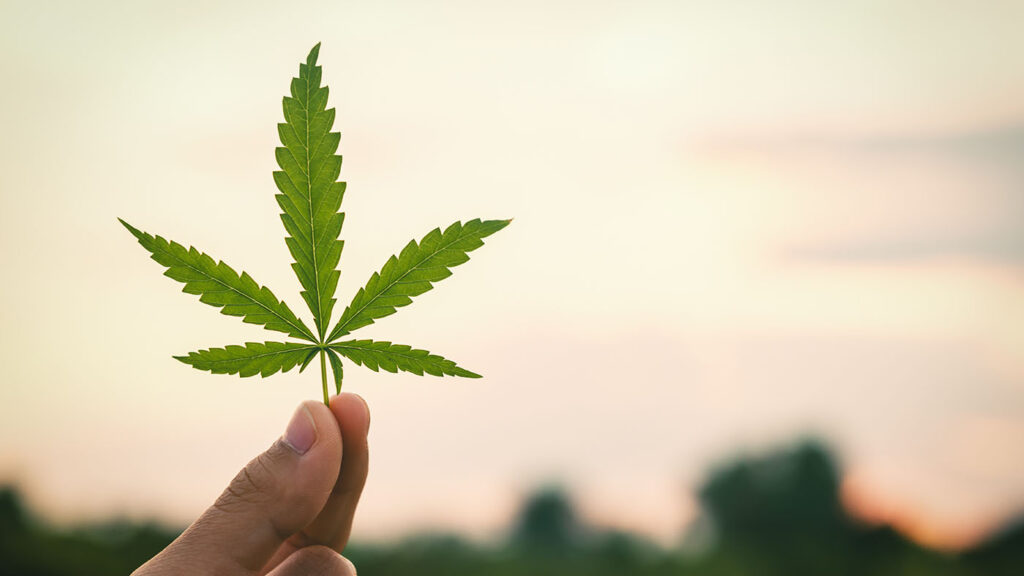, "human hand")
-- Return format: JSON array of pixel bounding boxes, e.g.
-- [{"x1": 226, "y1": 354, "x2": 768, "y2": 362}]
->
[{"x1": 134, "y1": 394, "x2": 371, "y2": 575}]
